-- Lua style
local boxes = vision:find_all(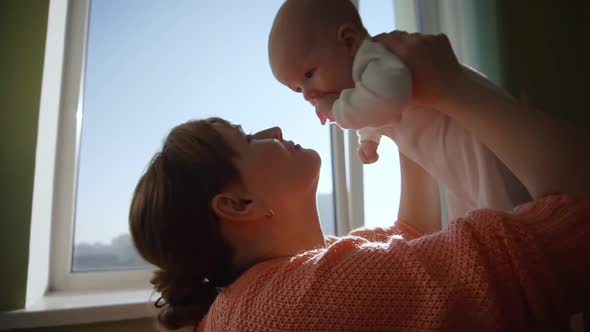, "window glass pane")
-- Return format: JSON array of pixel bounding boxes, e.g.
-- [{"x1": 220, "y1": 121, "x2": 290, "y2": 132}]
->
[
  {"x1": 358, "y1": 0, "x2": 402, "y2": 228},
  {"x1": 72, "y1": 0, "x2": 335, "y2": 272}
]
